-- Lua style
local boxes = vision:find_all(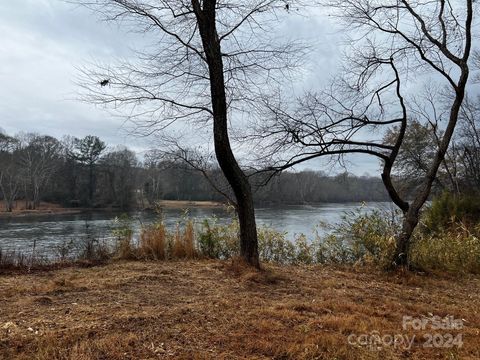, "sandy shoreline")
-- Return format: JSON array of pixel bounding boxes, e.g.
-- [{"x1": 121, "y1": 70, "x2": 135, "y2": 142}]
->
[
  {"x1": 0, "y1": 209, "x2": 84, "y2": 218},
  {"x1": 0, "y1": 200, "x2": 225, "y2": 218},
  {"x1": 154, "y1": 200, "x2": 225, "y2": 208}
]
